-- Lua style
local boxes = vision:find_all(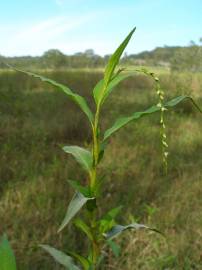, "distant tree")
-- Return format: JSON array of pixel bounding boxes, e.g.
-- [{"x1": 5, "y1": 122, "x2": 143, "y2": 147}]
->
[
  {"x1": 171, "y1": 39, "x2": 202, "y2": 72},
  {"x1": 84, "y1": 49, "x2": 95, "y2": 58},
  {"x1": 1, "y1": 38, "x2": 202, "y2": 70},
  {"x1": 42, "y1": 49, "x2": 66, "y2": 68}
]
